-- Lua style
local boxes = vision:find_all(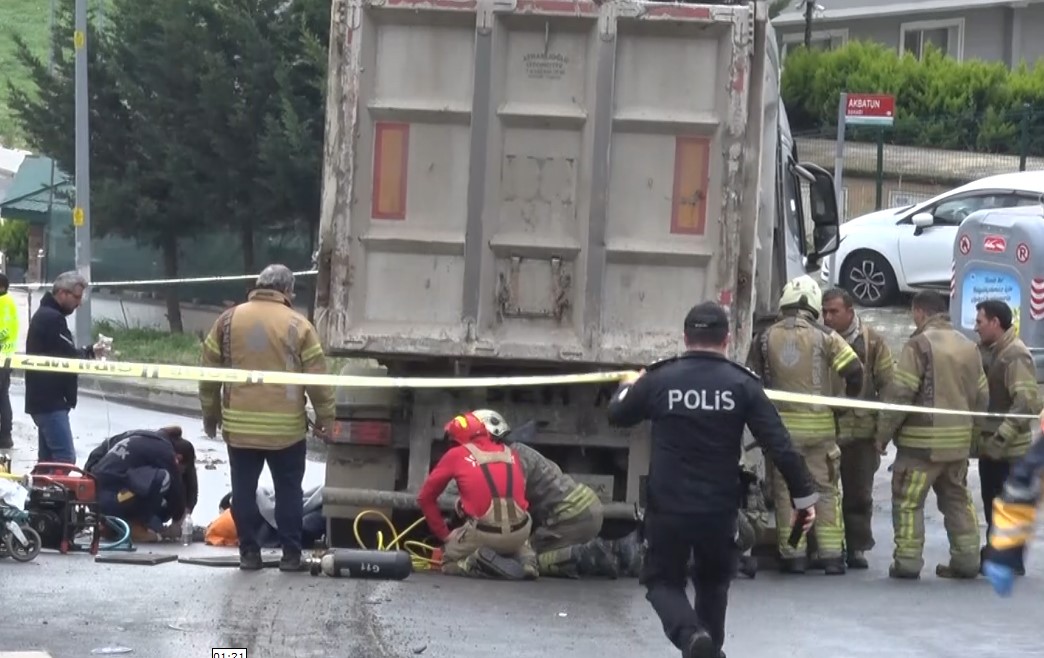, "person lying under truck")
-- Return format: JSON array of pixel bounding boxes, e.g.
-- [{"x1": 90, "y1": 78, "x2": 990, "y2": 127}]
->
[
  {"x1": 85, "y1": 426, "x2": 198, "y2": 519},
  {"x1": 206, "y1": 484, "x2": 325, "y2": 549},
  {"x1": 471, "y1": 409, "x2": 610, "y2": 578},
  {"x1": 416, "y1": 411, "x2": 539, "y2": 579},
  {"x1": 88, "y1": 428, "x2": 192, "y2": 543}
]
